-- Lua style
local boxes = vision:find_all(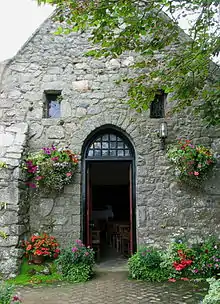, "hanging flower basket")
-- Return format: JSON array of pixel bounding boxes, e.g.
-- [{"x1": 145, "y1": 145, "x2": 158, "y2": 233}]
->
[
  {"x1": 167, "y1": 139, "x2": 216, "y2": 186},
  {"x1": 22, "y1": 145, "x2": 79, "y2": 192}
]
